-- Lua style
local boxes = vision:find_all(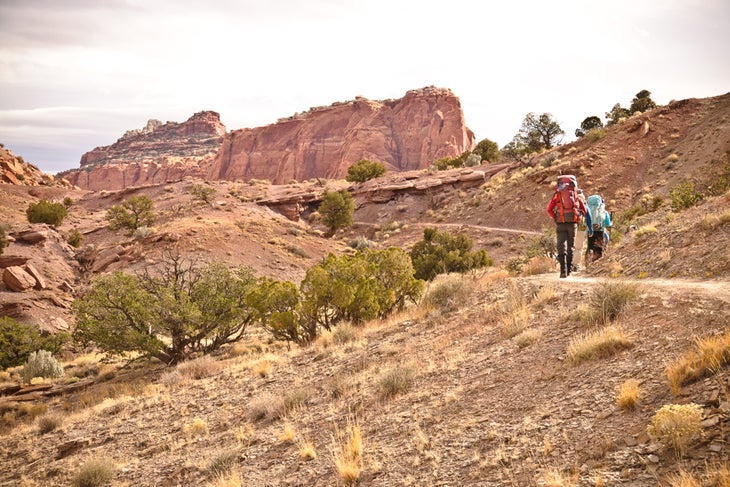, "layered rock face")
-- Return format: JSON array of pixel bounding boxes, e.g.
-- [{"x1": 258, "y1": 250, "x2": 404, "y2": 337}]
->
[
  {"x1": 0, "y1": 146, "x2": 63, "y2": 186},
  {"x1": 209, "y1": 86, "x2": 475, "y2": 183},
  {"x1": 62, "y1": 111, "x2": 226, "y2": 190}
]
